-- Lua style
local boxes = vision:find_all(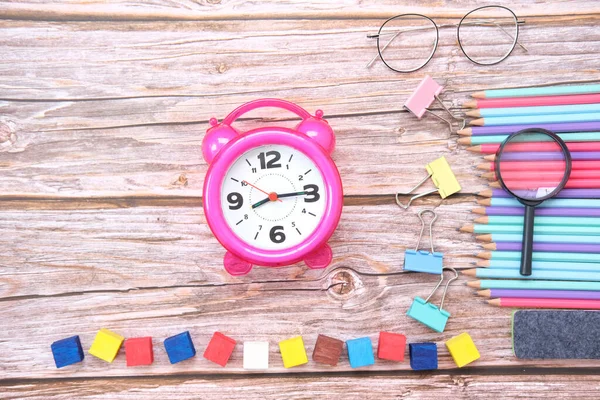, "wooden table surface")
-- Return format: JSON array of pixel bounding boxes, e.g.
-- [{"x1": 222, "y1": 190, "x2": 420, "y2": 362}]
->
[{"x1": 1, "y1": 1, "x2": 599, "y2": 398}]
